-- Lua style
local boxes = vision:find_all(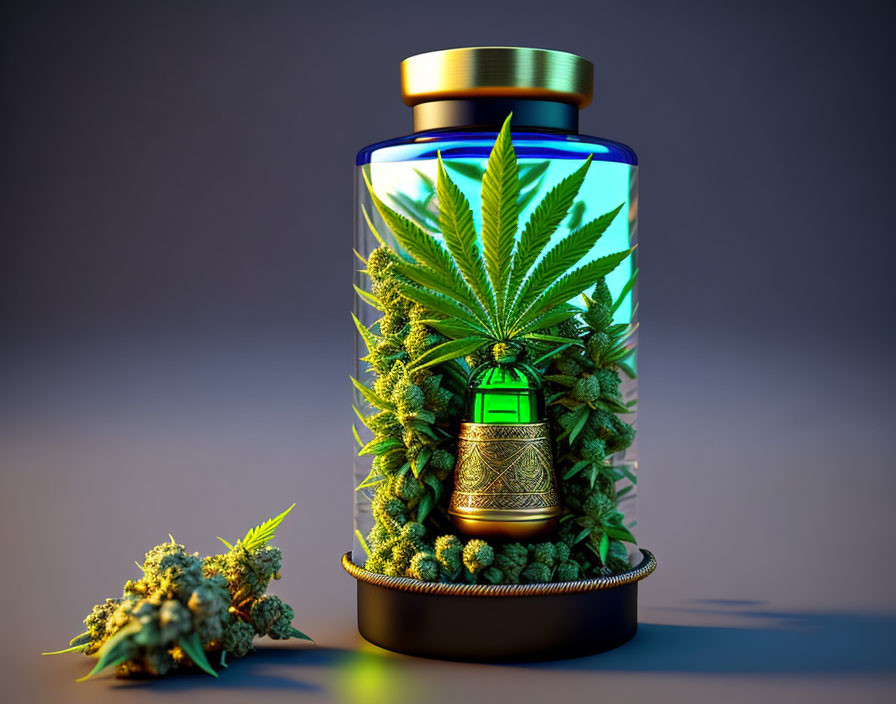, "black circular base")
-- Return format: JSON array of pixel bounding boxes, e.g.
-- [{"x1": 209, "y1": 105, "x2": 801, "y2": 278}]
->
[{"x1": 349, "y1": 550, "x2": 653, "y2": 662}]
